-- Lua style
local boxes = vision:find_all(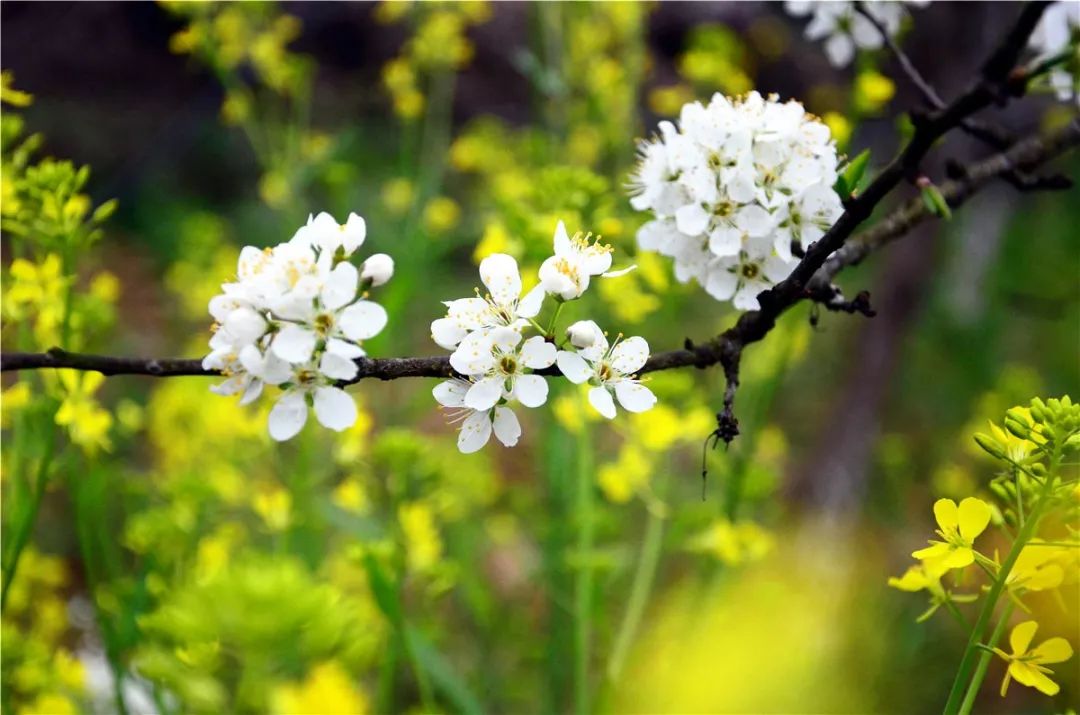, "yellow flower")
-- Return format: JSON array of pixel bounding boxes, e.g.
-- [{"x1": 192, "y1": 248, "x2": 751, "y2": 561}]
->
[
  {"x1": 422, "y1": 196, "x2": 461, "y2": 235},
  {"x1": 273, "y1": 661, "x2": 369, "y2": 715},
  {"x1": 332, "y1": 478, "x2": 369, "y2": 515},
  {"x1": 380, "y1": 177, "x2": 414, "y2": 216},
  {"x1": 992, "y1": 620, "x2": 1073, "y2": 696},
  {"x1": 55, "y1": 370, "x2": 113, "y2": 453},
  {"x1": 398, "y1": 501, "x2": 442, "y2": 573},
  {"x1": 1005, "y1": 542, "x2": 1065, "y2": 593},
  {"x1": 1, "y1": 71, "x2": 33, "y2": 107},
  {"x1": 598, "y1": 444, "x2": 652, "y2": 504},
  {"x1": 20, "y1": 693, "x2": 77, "y2": 715},
  {"x1": 888, "y1": 563, "x2": 977, "y2": 622},
  {"x1": 912, "y1": 497, "x2": 992, "y2": 572},
  {"x1": 253, "y1": 487, "x2": 293, "y2": 532},
  {"x1": 854, "y1": 69, "x2": 895, "y2": 114}
]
